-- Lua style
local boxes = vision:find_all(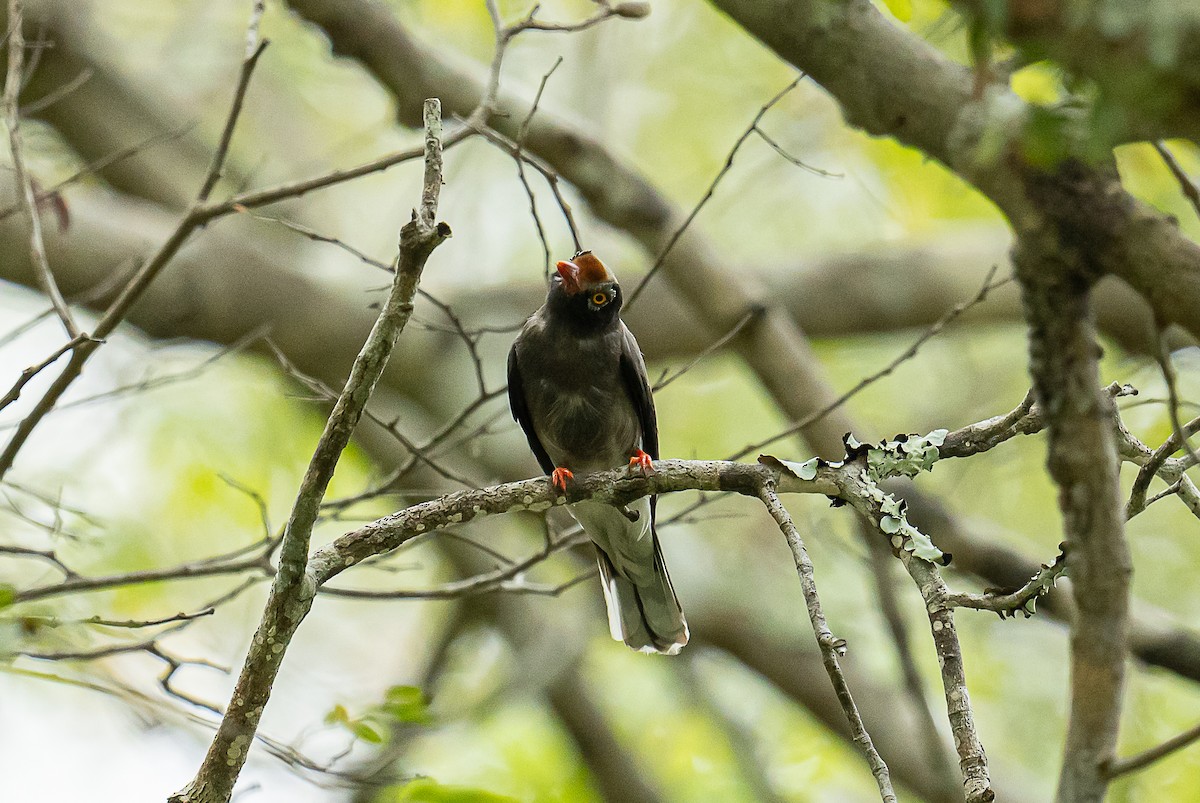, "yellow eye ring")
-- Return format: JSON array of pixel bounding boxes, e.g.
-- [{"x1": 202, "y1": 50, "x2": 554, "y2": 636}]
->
[{"x1": 591, "y1": 292, "x2": 608, "y2": 306}]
